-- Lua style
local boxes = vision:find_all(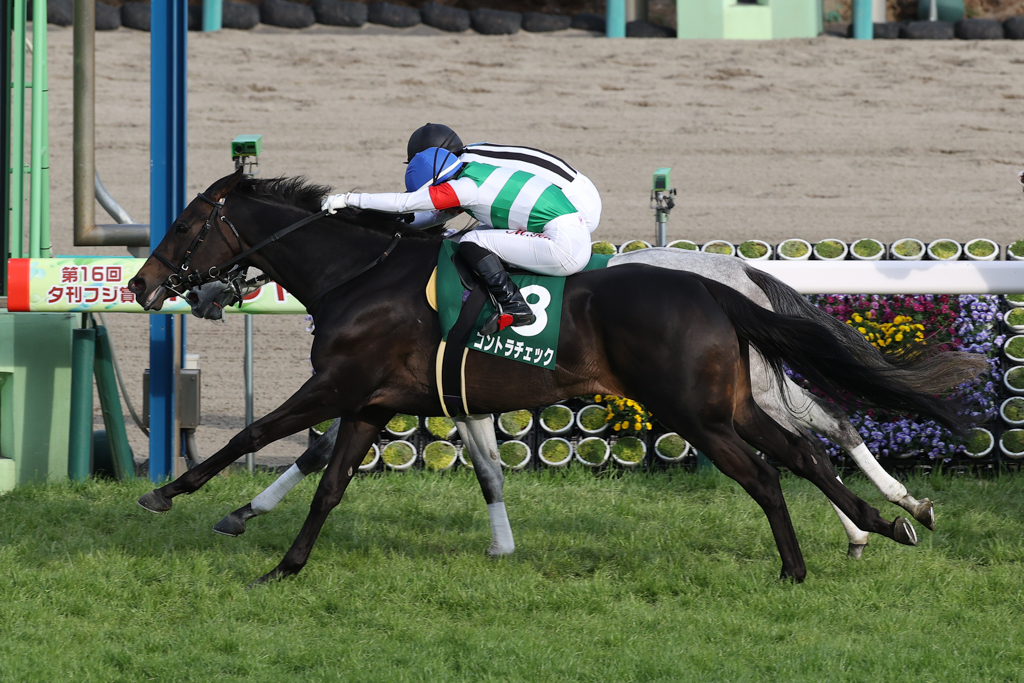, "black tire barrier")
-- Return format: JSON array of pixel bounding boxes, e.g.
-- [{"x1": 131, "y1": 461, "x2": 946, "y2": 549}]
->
[
  {"x1": 522, "y1": 12, "x2": 571, "y2": 32},
  {"x1": 571, "y1": 12, "x2": 606, "y2": 32},
  {"x1": 367, "y1": 2, "x2": 421, "y2": 28},
  {"x1": 845, "y1": 22, "x2": 905, "y2": 38},
  {"x1": 900, "y1": 20, "x2": 954, "y2": 39},
  {"x1": 421, "y1": 2, "x2": 470, "y2": 32},
  {"x1": 47, "y1": 0, "x2": 73, "y2": 26},
  {"x1": 121, "y1": 1, "x2": 149, "y2": 30},
  {"x1": 955, "y1": 18, "x2": 1004, "y2": 39},
  {"x1": 261, "y1": 0, "x2": 315, "y2": 29},
  {"x1": 471, "y1": 8, "x2": 522, "y2": 35},
  {"x1": 224, "y1": 0, "x2": 261, "y2": 29},
  {"x1": 1005, "y1": 16, "x2": 1024, "y2": 38},
  {"x1": 189, "y1": 4, "x2": 204, "y2": 30},
  {"x1": 626, "y1": 20, "x2": 675, "y2": 37},
  {"x1": 96, "y1": 0, "x2": 121, "y2": 30},
  {"x1": 313, "y1": 0, "x2": 366, "y2": 27}
]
